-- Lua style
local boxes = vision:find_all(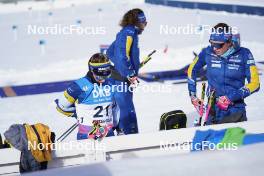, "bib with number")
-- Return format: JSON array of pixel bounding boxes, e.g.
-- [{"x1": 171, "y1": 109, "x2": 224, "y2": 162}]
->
[{"x1": 74, "y1": 77, "x2": 115, "y2": 133}]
